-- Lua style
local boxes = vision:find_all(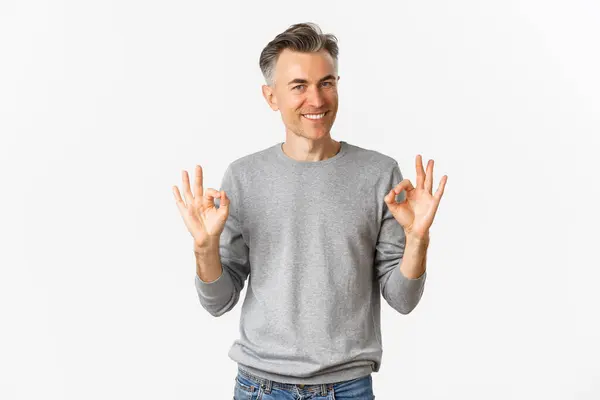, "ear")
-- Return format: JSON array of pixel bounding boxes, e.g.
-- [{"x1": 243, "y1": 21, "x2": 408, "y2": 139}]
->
[{"x1": 261, "y1": 84, "x2": 279, "y2": 111}]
